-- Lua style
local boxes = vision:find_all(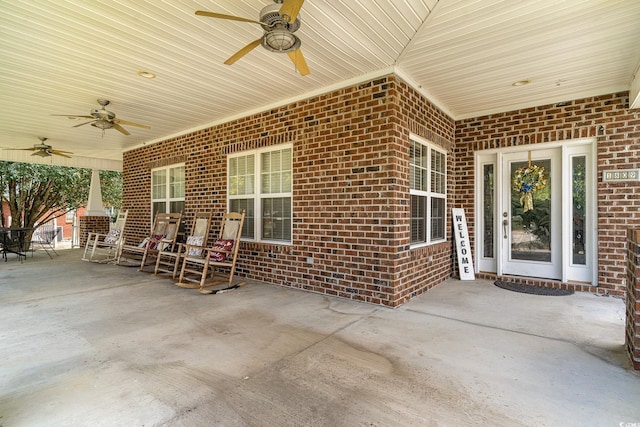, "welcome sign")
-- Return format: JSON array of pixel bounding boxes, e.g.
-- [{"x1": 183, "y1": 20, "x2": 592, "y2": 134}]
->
[{"x1": 452, "y1": 208, "x2": 475, "y2": 280}]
